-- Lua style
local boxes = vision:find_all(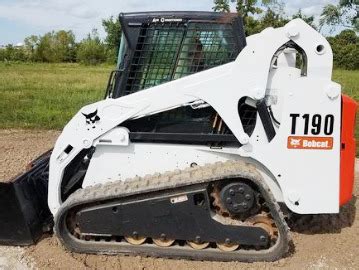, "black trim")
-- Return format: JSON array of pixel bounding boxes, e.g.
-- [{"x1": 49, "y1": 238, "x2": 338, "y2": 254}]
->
[
  {"x1": 129, "y1": 132, "x2": 240, "y2": 145},
  {"x1": 61, "y1": 149, "x2": 93, "y2": 201},
  {"x1": 238, "y1": 97, "x2": 258, "y2": 136},
  {"x1": 271, "y1": 41, "x2": 308, "y2": 76},
  {"x1": 256, "y1": 100, "x2": 276, "y2": 142},
  {"x1": 105, "y1": 69, "x2": 122, "y2": 98},
  {"x1": 268, "y1": 106, "x2": 281, "y2": 125}
]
